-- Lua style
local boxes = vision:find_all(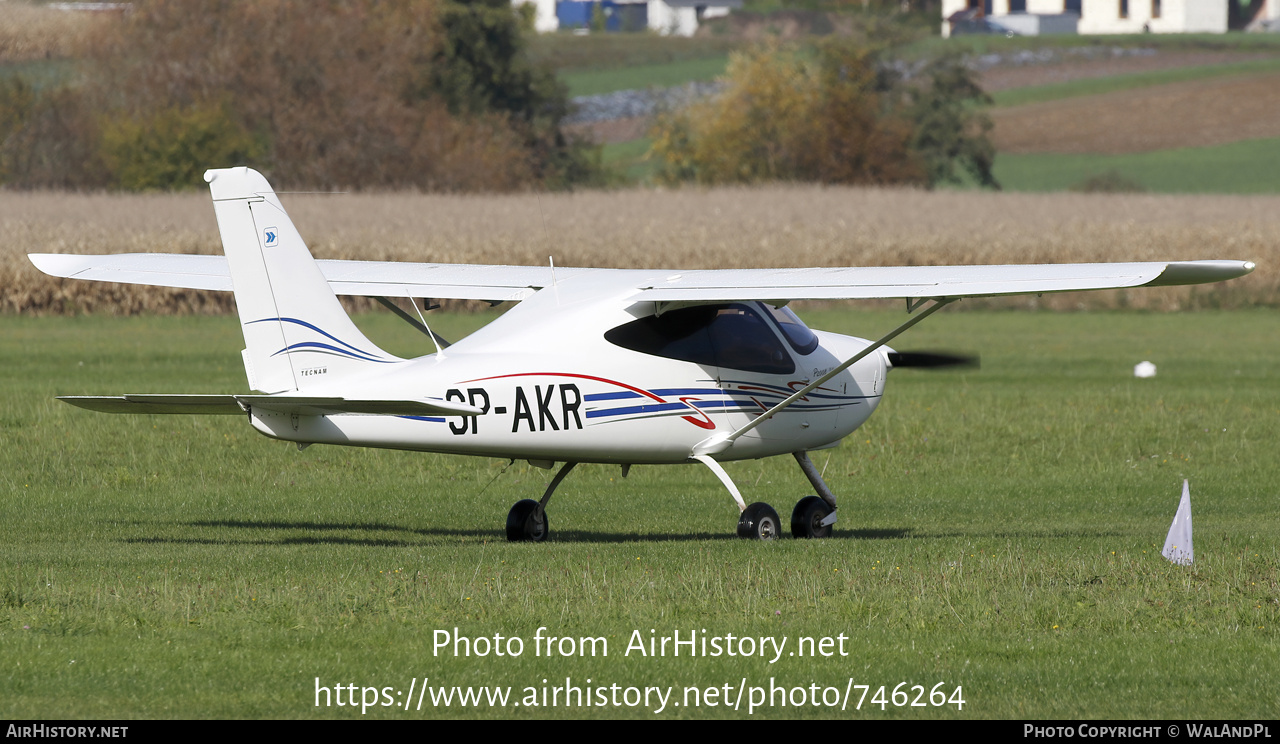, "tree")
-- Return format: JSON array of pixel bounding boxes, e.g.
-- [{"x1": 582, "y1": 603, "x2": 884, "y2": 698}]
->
[
  {"x1": 651, "y1": 39, "x2": 999, "y2": 190},
  {"x1": 898, "y1": 52, "x2": 999, "y2": 189},
  {"x1": 0, "y1": 0, "x2": 597, "y2": 191},
  {"x1": 420, "y1": 0, "x2": 597, "y2": 188}
]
